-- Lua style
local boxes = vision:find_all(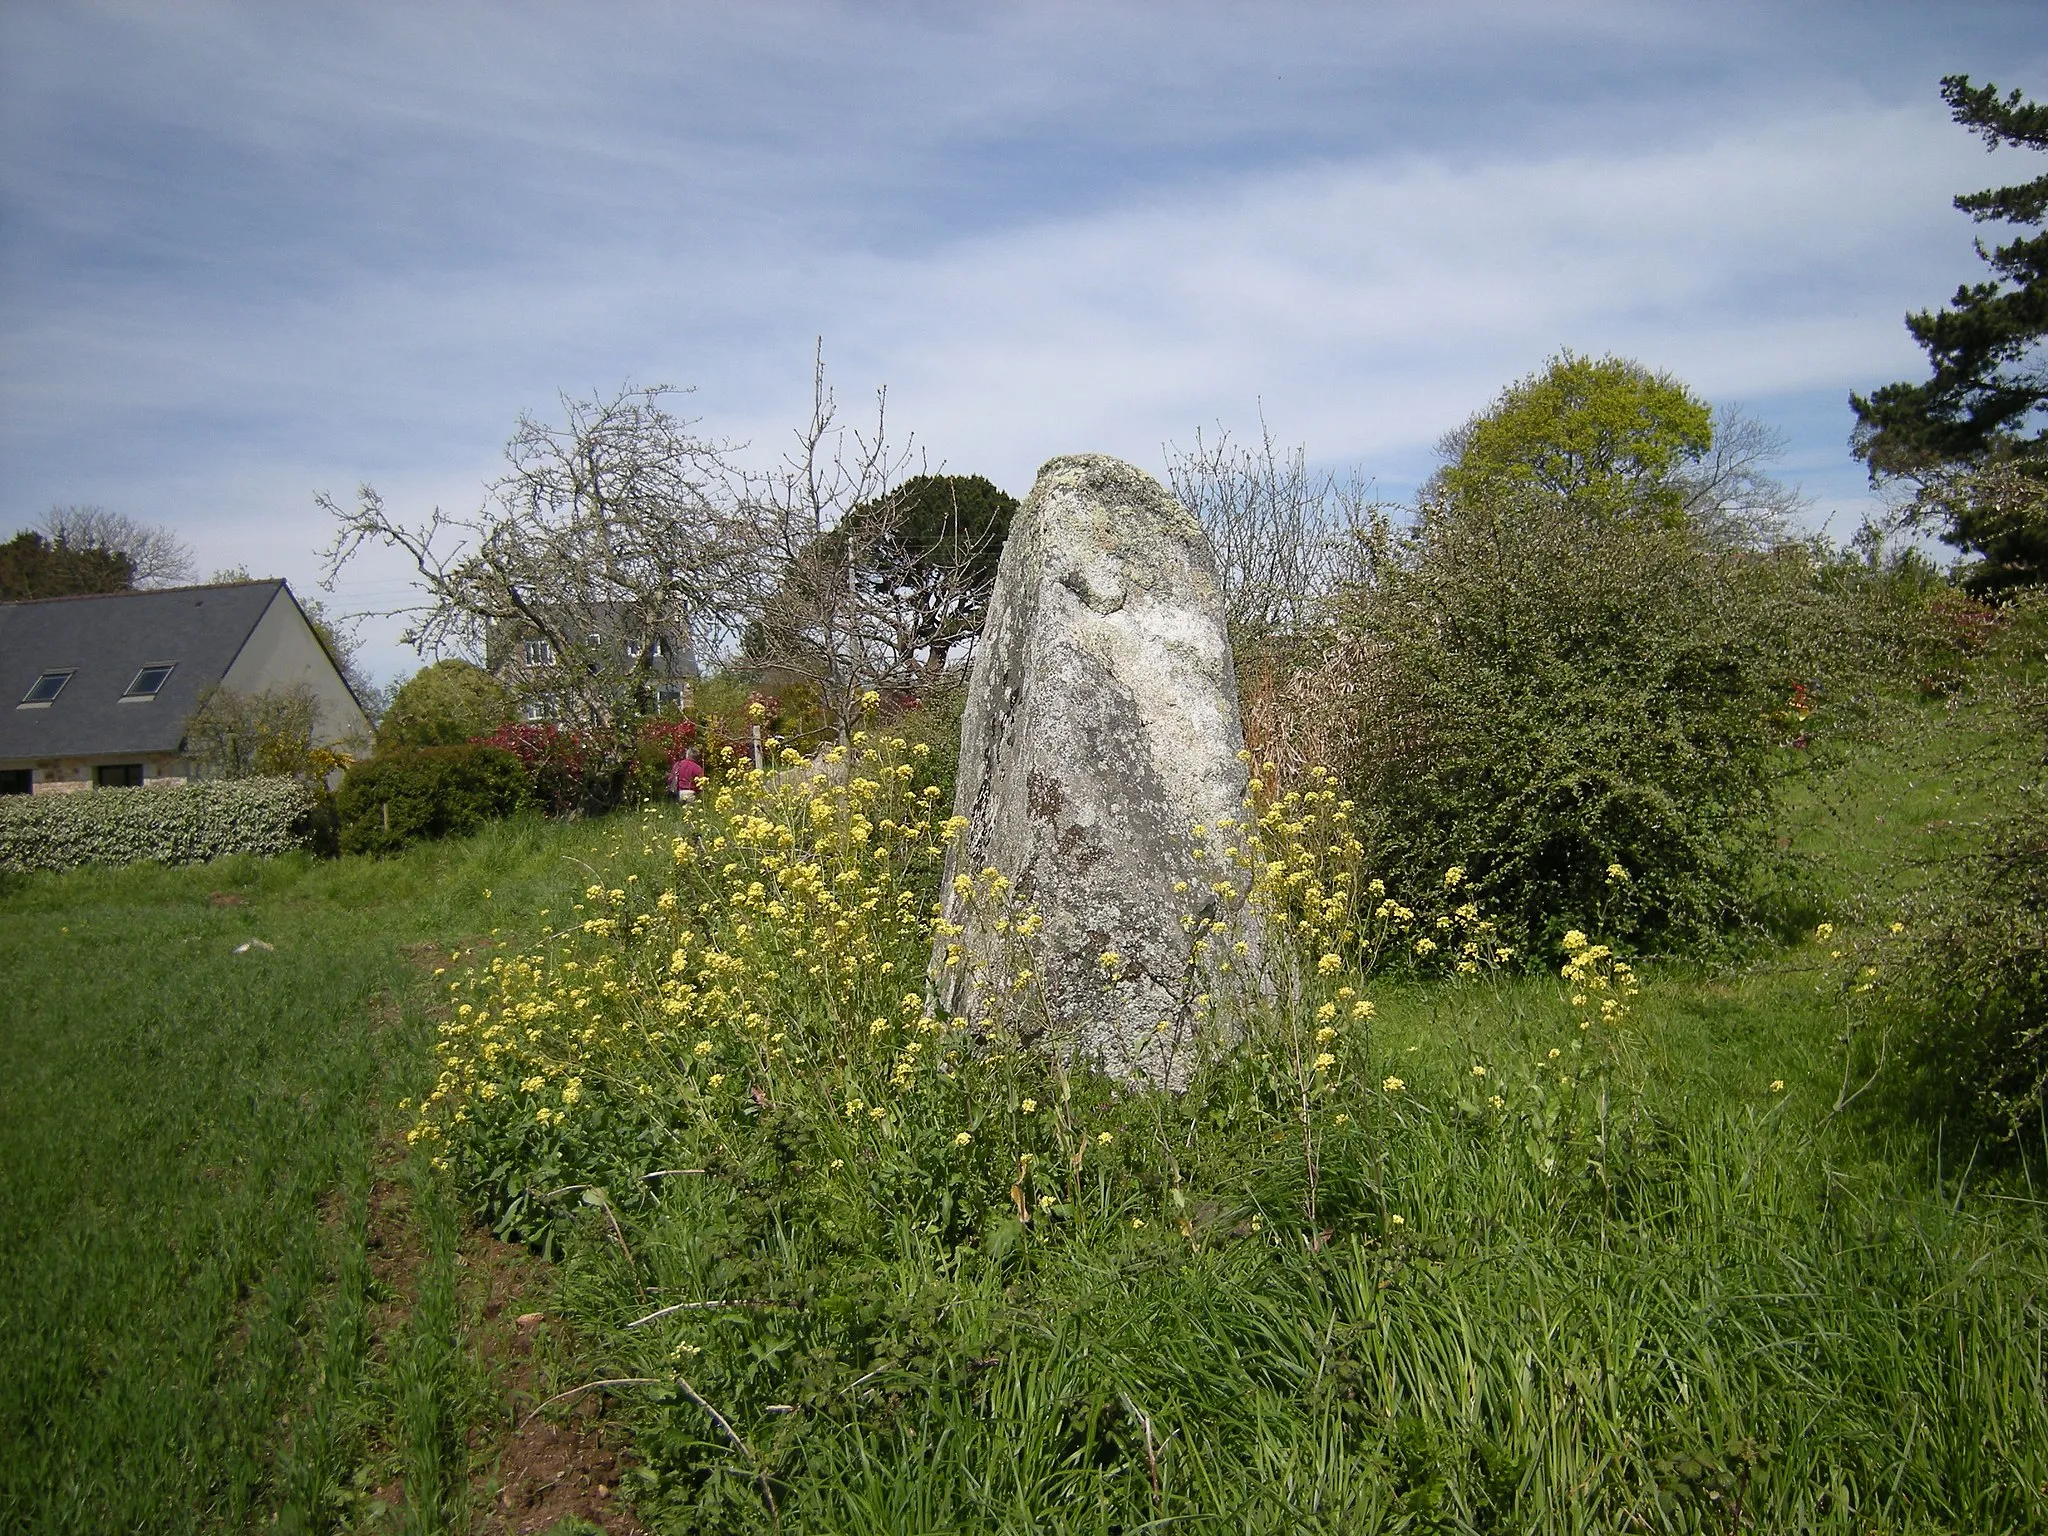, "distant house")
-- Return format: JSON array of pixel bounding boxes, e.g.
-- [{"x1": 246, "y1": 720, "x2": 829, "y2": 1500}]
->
[
  {"x1": 484, "y1": 608, "x2": 700, "y2": 723},
  {"x1": 0, "y1": 580, "x2": 372, "y2": 794}
]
